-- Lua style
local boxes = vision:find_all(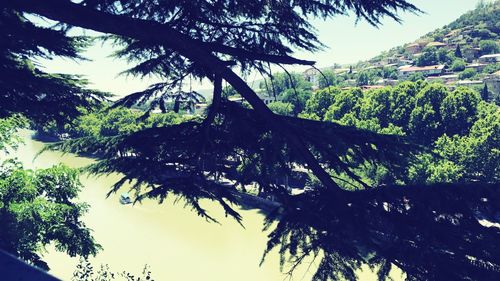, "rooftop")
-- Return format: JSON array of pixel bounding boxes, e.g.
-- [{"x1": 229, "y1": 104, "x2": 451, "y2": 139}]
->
[
  {"x1": 479, "y1": 53, "x2": 500, "y2": 58},
  {"x1": 456, "y1": 80, "x2": 483, "y2": 85},
  {"x1": 426, "y1": 42, "x2": 447, "y2": 47},
  {"x1": 466, "y1": 63, "x2": 487, "y2": 67},
  {"x1": 427, "y1": 74, "x2": 458, "y2": 80},
  {"x1": 399, "y1": 65, "x2": 445, "y2": 72}
]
